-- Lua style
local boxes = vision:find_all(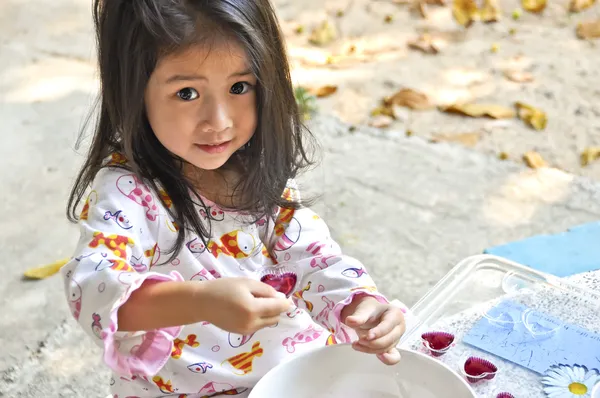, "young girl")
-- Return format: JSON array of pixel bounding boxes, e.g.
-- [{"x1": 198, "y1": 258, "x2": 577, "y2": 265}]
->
[{"x1": 61, "y1": 1, "x2": 407, "y2": 397}]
